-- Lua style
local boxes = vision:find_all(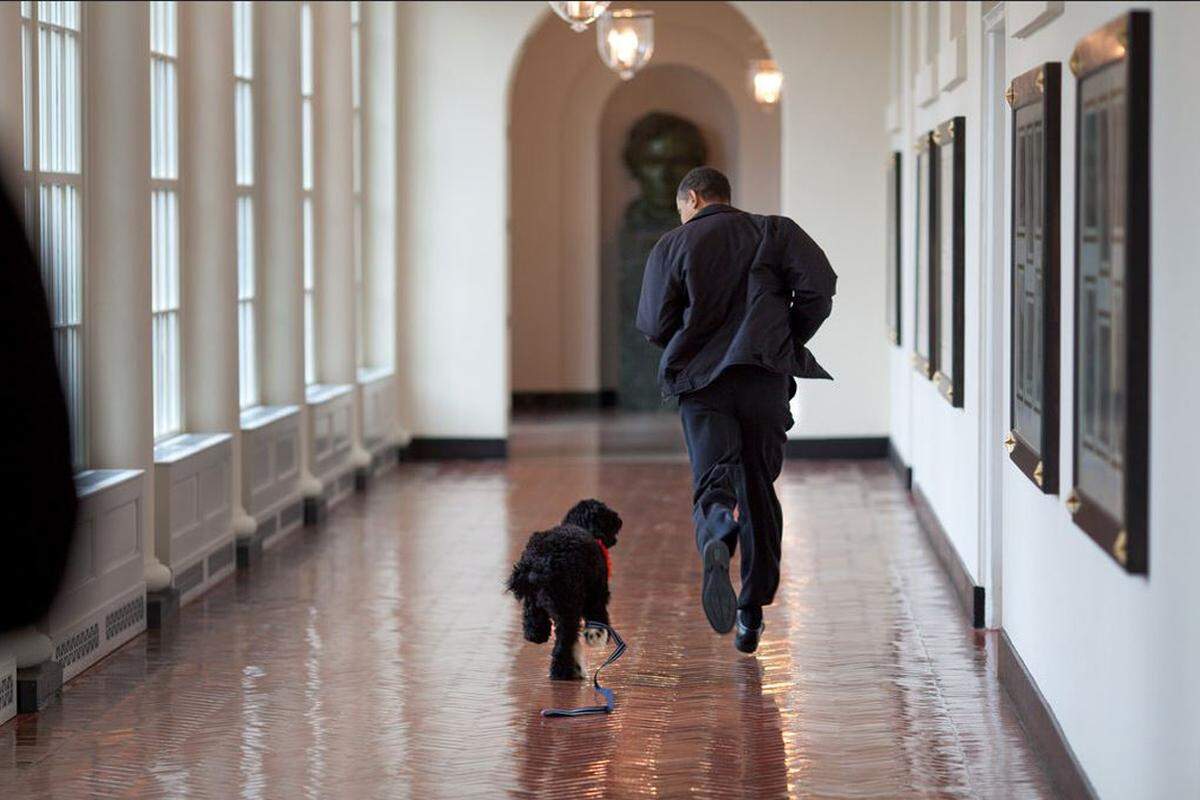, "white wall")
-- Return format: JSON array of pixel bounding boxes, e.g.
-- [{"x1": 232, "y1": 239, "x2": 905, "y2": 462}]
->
[
  {"x1": 394, "y1": 2, "x2": 543, "y2": 438},
  {"x1": 894, "y1": 0, "x2": 984, "y2": 580},
  {"x1": 1002, "y1": 3, "x2": 1200, "y2": 797},
  {"x1": 736, "y1": 1, "x2": 892, "y2": 438},
  {"x1": 887, "y1": 2, "x2": 1200, "y2": 796}
]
